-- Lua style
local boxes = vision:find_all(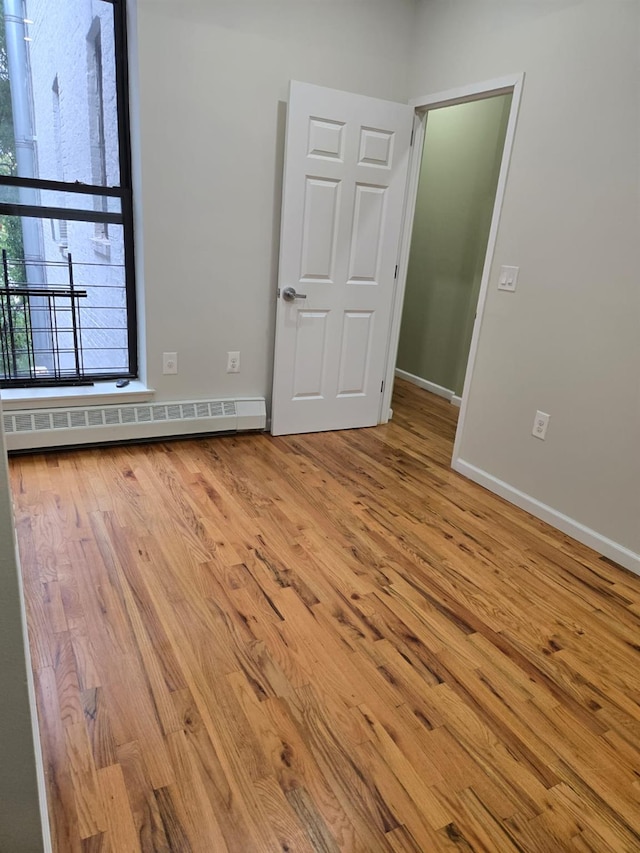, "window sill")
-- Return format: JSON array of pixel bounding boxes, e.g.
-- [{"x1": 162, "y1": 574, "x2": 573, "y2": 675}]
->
[{"x1": 0, "y1": 380, "x2": 155, "y2": 411}]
